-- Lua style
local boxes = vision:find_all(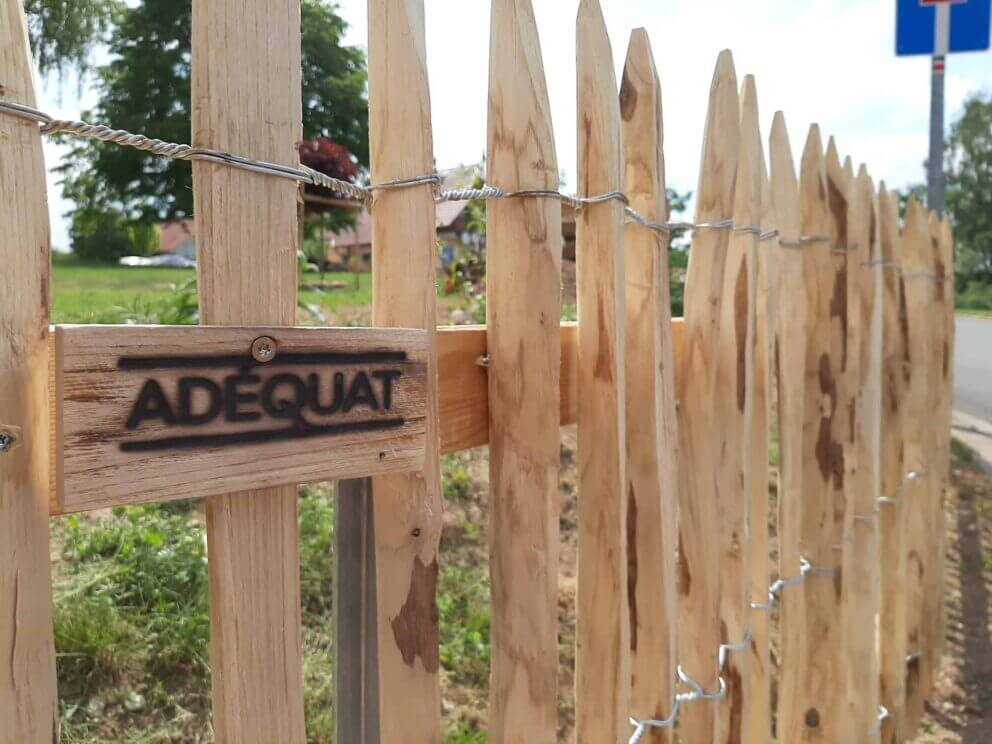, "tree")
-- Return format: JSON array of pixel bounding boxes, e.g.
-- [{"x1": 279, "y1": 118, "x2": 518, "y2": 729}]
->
[
  {"x1": 946, "y1": 92, "x2": 992, "y2": 281},
  {"x1": 25, "y1": 0, "x2": 120, "y2": 79},
  {"x1": 57, "y1": 0, "x2": 369, "y2": 258}
]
